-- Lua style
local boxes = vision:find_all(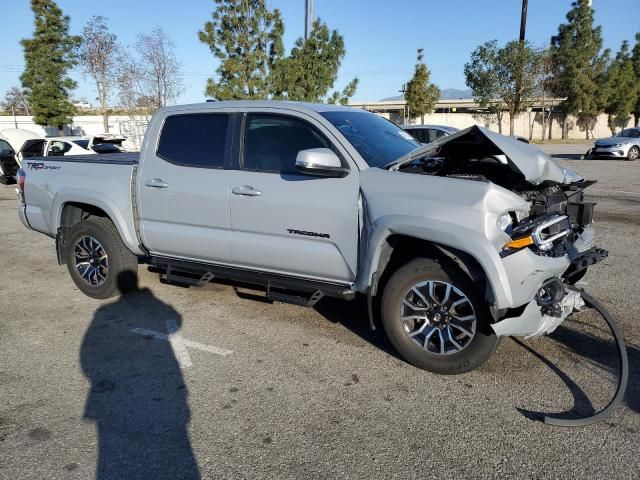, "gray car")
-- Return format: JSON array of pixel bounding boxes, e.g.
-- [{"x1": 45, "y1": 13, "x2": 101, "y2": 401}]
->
[
  {"x1": 402, "y1": 124, "x2": 459, "y2": 144},
  {"x1": 587, "y1": 127, "x2": 640, "y2": 160}
]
